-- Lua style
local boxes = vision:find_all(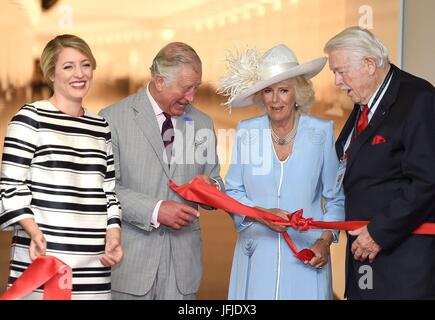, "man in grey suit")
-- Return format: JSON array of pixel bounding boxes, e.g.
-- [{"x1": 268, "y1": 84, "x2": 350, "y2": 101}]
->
[{"x1": 99, "y1": 42, "x2": 223, "y2": 300}]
